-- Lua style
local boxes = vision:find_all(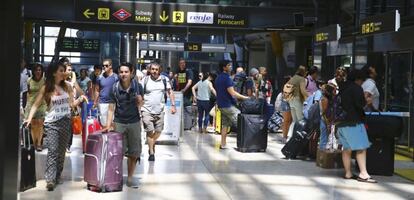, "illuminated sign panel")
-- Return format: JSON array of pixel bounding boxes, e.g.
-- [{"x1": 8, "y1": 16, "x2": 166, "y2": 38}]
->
[
  {"x1": 314, "y1": 24, "x2": 341, "y2": 44},
  {"x1": 360, "y1": 10, "x2": 400, "y2": 36},
  {"x1": 60, "y1": 38, "x2": 100, "y2": 53},
  {"x1": 184, "y1": 42, "x2": 202, "y2": 51},
  {"x1": 75, "y1": 1, "x2": 248, "y2": 28}
]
